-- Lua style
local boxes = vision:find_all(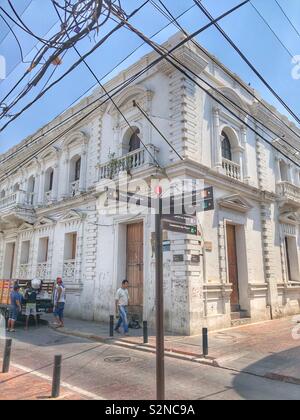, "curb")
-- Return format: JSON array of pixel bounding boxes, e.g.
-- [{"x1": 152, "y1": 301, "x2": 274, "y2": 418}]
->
[
  {"x1": 49, "y1": 325, "x2": 217, "y2": 366},
  {"x1": 49, "y1": 325, "x2": 300, "y2": 387}
]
